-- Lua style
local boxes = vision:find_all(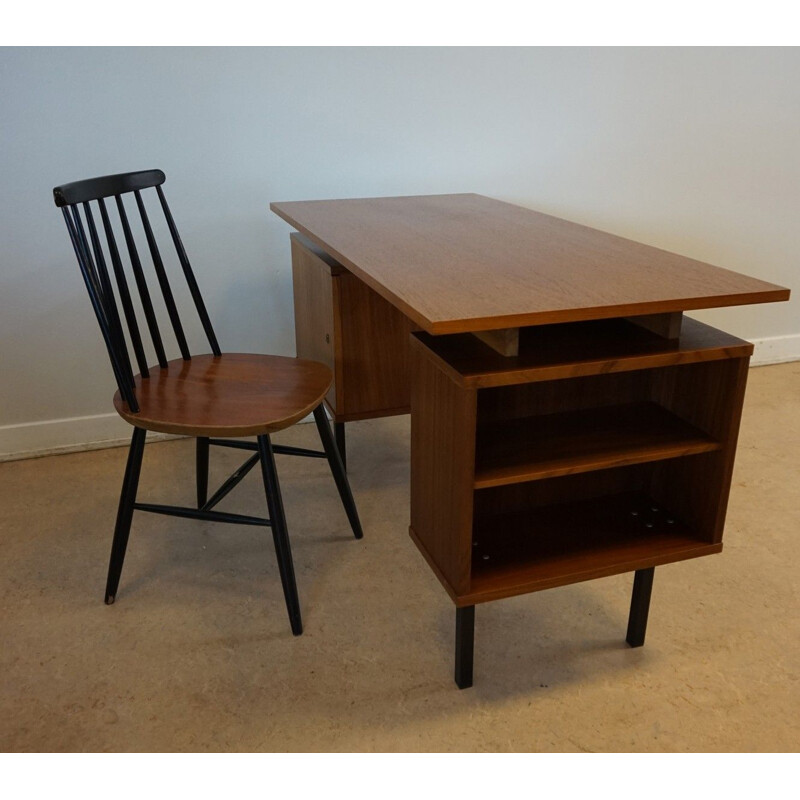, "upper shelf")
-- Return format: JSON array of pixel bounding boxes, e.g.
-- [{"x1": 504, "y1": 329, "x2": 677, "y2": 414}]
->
[
  {"x1": 474, "y1": 401, "x2": 720, "y2": 488},
  {"x1": 411, "y1": 317, "x2": 753, "y2": 388},
  {"x1": 271, "y1": 194, "x2": 789, "y2": 335}
]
